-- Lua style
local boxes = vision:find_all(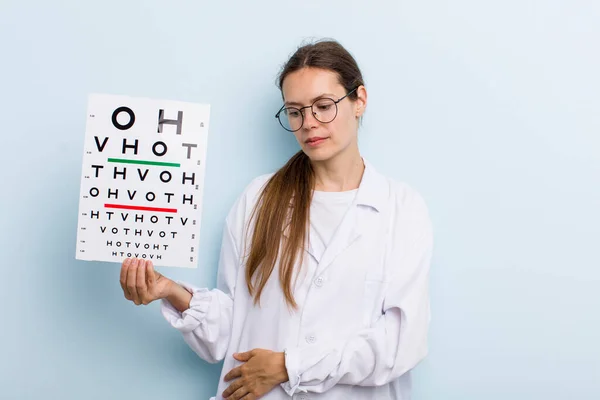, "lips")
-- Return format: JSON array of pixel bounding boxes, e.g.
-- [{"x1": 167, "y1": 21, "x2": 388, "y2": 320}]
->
[{"x1": 305, "y1": 136, "x2": 327, "y2": 144}]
